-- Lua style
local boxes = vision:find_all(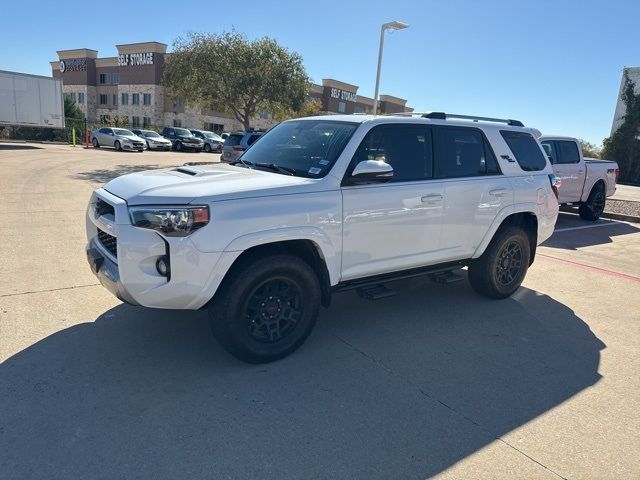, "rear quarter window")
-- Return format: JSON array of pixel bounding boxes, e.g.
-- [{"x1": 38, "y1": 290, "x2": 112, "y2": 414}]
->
[{"x1": 500, "y1": 131, "x2": 547, "y2": 172}]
